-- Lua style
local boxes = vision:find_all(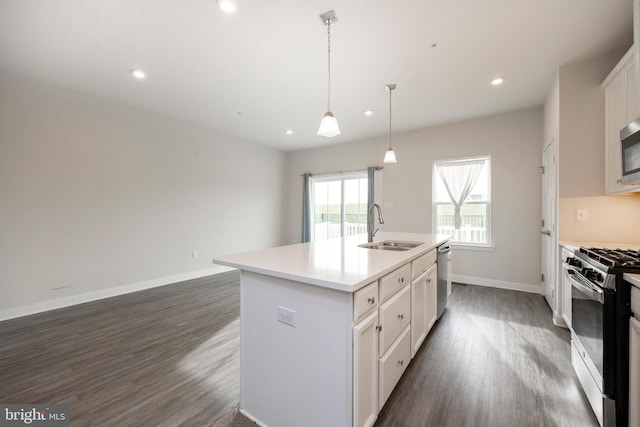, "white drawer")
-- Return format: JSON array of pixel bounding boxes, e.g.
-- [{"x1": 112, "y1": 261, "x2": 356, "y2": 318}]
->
[
  {"x1": 354, "y1": 281, "x2": 378, "y2": 322},
  {"x1": 379, "y1": 285, "x2": 411, "y2": 357},
  {"x1": 378, "y1": 325, "x2": 411, "y2": 409},
  {"x1": 632, "y1": 285, "x2": 640, "y2": 314},
  {"x1": 411, "y1": 250, "x2": 436, "y2": 279},
  {"x1": 379, "y1": 264, "x2": 411, "y2": 303}
]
